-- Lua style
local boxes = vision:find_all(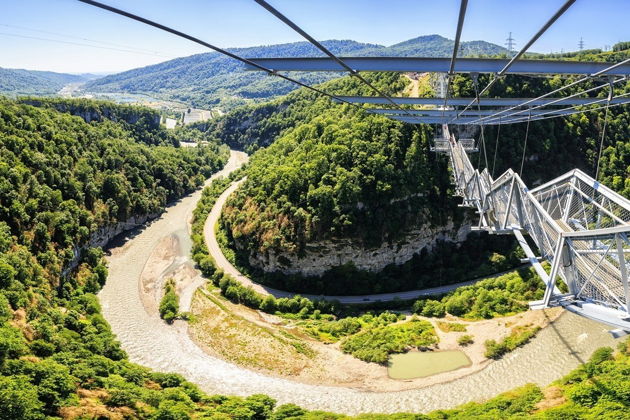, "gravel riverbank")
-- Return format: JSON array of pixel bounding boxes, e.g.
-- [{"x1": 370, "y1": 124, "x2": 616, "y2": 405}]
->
[{"x1": 99, "y1": 150, "x2": 617, "y2": 414}]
